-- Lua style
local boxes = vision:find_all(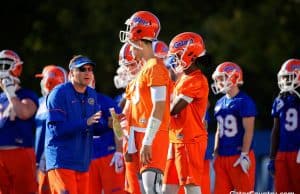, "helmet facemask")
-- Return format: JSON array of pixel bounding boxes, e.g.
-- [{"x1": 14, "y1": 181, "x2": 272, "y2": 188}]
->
[
  {"x1": 169, "y1": 38, "x2": 206, "y2": 74},
  {"x1": 0, "y1": 58, "x2": 14, "y2": 78},
  {"x1": 169, "y1": 52, "x2": 186, "y2": 74},
  {"x1": 114, "y1": 66, "x2": 130, "y2": 89},
  {"x1": 0, "y1": 58, "x2": 21, "y2": 83},
  {"x1": 119, "y1": 19, "x2": 144, "y2": 50},
  {"x1": 278, "y1": 70, "x2": 300, "y2": 96},
  {"x1": 119, "y1": 19, "x2": 131, "y2": 43},
  {"x1": 211, "y1": 73, "x2": 232, "y2": 94},
  {"x1": 123, "y1": 62, "x2": 141, "y2": 80},
  {"x1": 211, "y1": 69, "x2": 242, "y2": 94},
  {"x1": 114, "y1": 75, "x2": 128, "y2": 89}
]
